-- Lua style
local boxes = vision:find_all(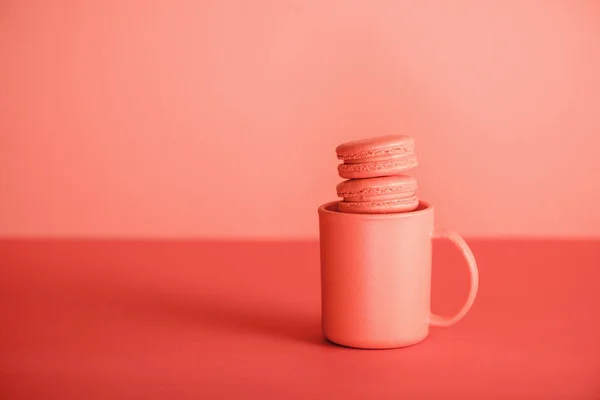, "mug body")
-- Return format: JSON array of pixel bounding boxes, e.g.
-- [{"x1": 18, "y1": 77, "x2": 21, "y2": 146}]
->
[{"x1": 318, "y1": 201, "x2": 434, "y2": 349}]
